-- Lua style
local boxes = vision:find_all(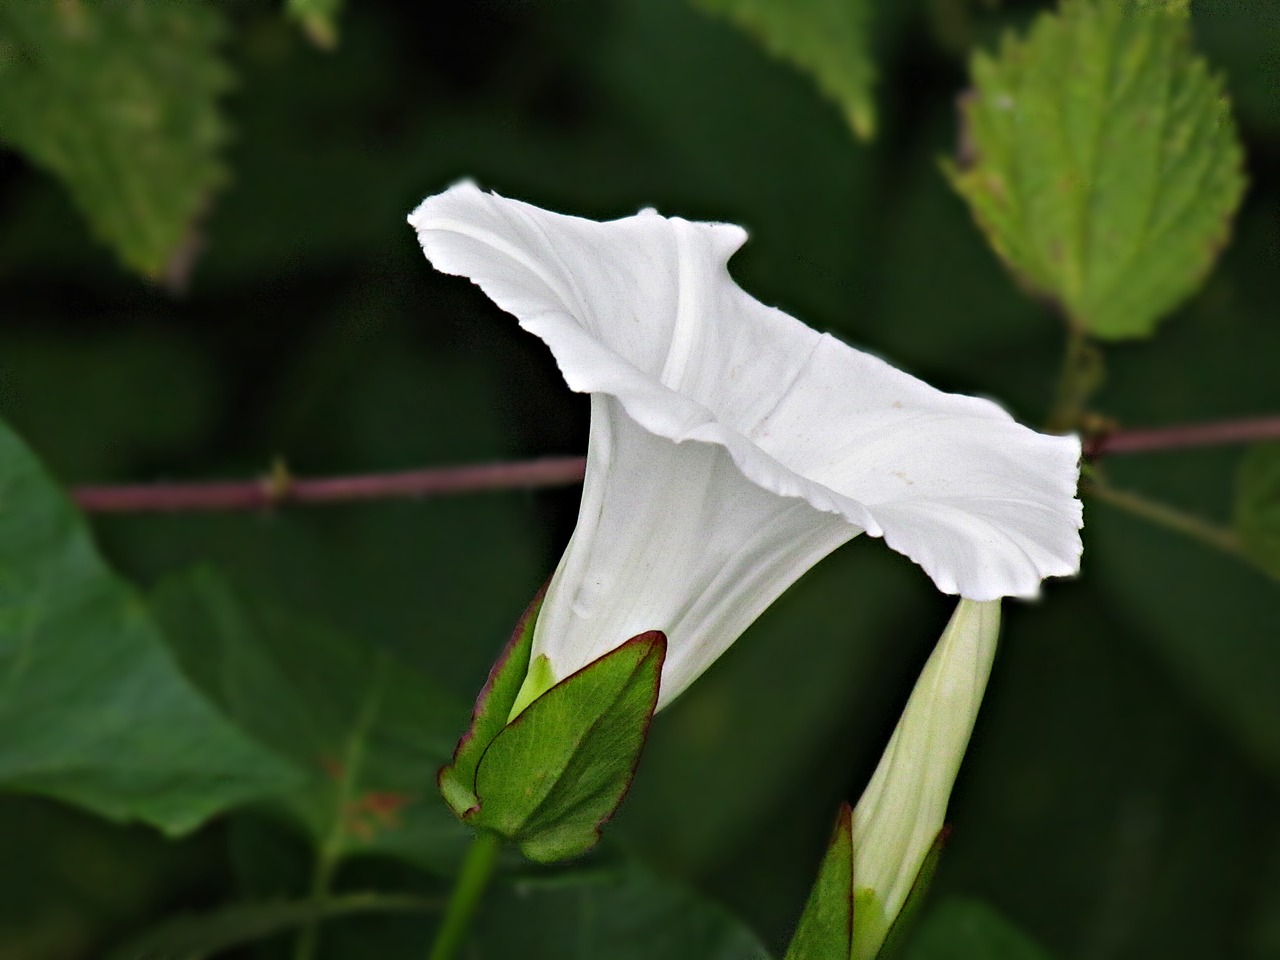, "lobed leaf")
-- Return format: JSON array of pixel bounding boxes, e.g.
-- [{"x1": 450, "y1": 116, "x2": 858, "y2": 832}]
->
[
  {"x1": 692, "y1": 0, "x2": 877, "y2": 139},
  {"x1": 0, "y1": 421, "x2": 298, "y2": 833},
  {"x1": 947, "y1": 0, "x2": 1245, "y2": 339},
  {"x1": 0, "y1": 0, "x2": 231, "y2": 278}
]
